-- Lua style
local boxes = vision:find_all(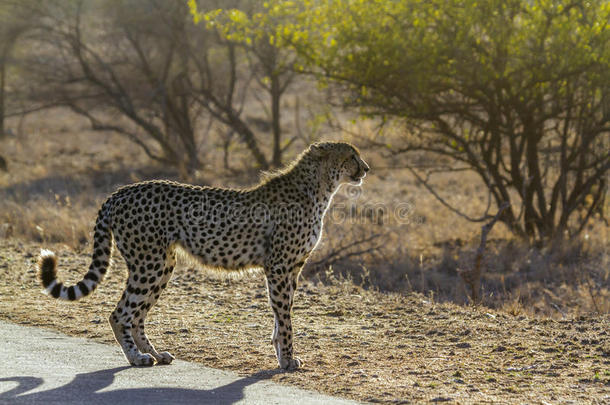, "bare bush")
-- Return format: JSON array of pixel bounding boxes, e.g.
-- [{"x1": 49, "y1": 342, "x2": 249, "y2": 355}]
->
[{"x1": 8, "y1": 0, "x2": 307, "y2": 176}]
